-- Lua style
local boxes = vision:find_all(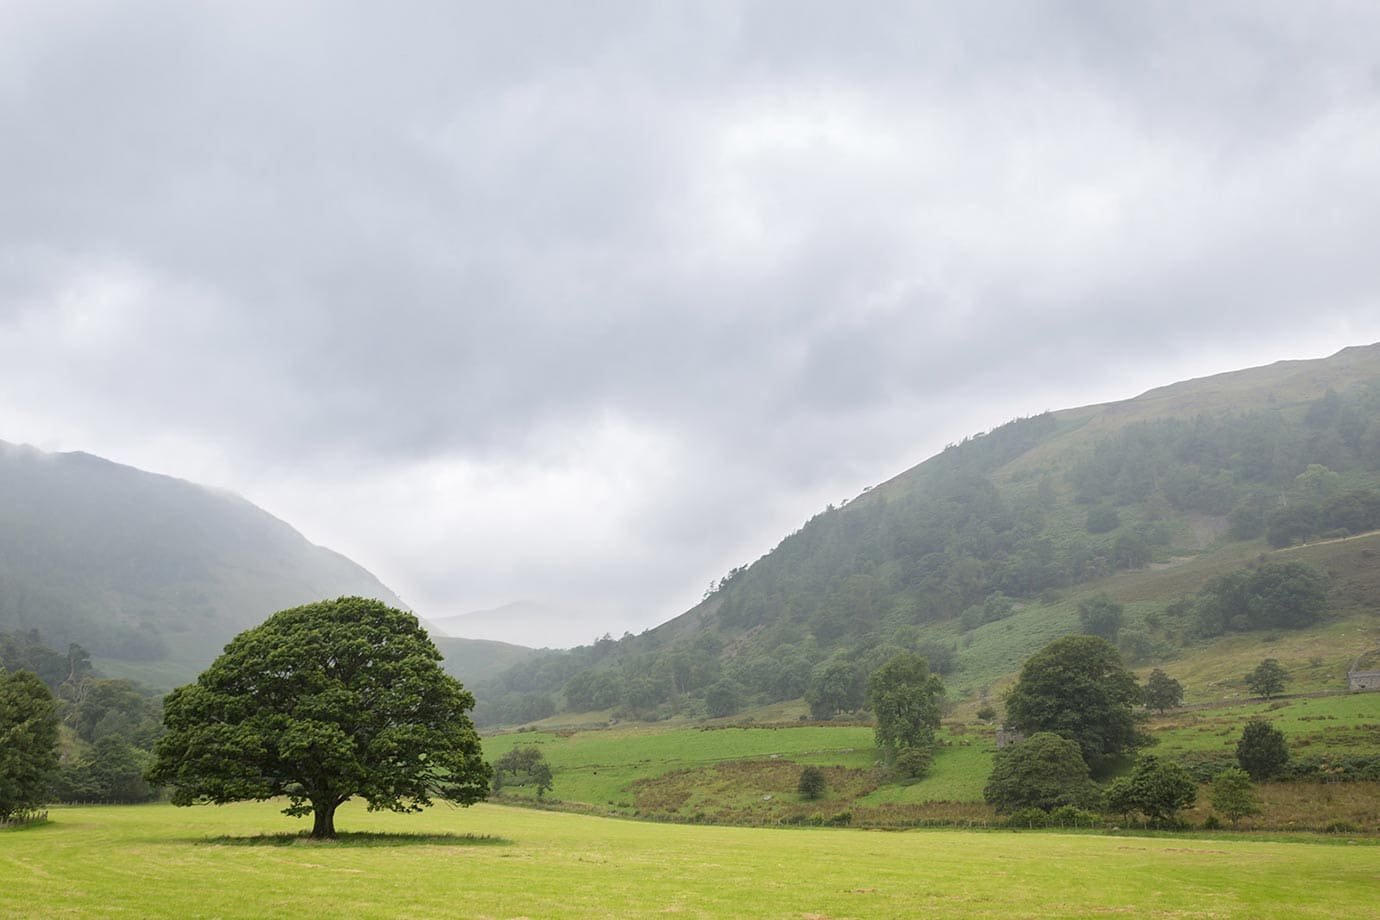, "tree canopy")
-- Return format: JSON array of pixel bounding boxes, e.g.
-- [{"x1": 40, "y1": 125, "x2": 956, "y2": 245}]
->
[
  {"x1": 147, "y1": 597, "x2": 490, "y2": 837},
  {"x1": 1143, "y1": 669, "x2": 1184, "y2": 714},
  {"x1": 1077, "y1": 595, "x2": 1124, "y2": 641},
  {"x1": 492, "y1": 746, "x2": 553, "y2": 798},
  {"x1": 982, "y1": 731, "x2": 1099, "y2": 814},
  {"x1": 1004, "y1": 635, "x2": 1144, "y2": 776},
  {"x1": 1236, "y1": 720, "x2": 1289, "y2": 780},
  {"x1": 1209, "y1": 767, "x2": 1261, "y2": 825},
  {"x1": 1192, "y1": 562, "x2": 1329, "y2": 637},
  {"x1": 0, "y1": 668, "x2": 60, "y2": 819},
  {"x1": 1245, "y1": 659, "x2": 1288, "y2": 699},
  {"x1": 1103, "y1": 754, "x2": 1197, "y2": 825},
  {"x1": 866, "y1": 652, "x2": 944, "y2": 774}
]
